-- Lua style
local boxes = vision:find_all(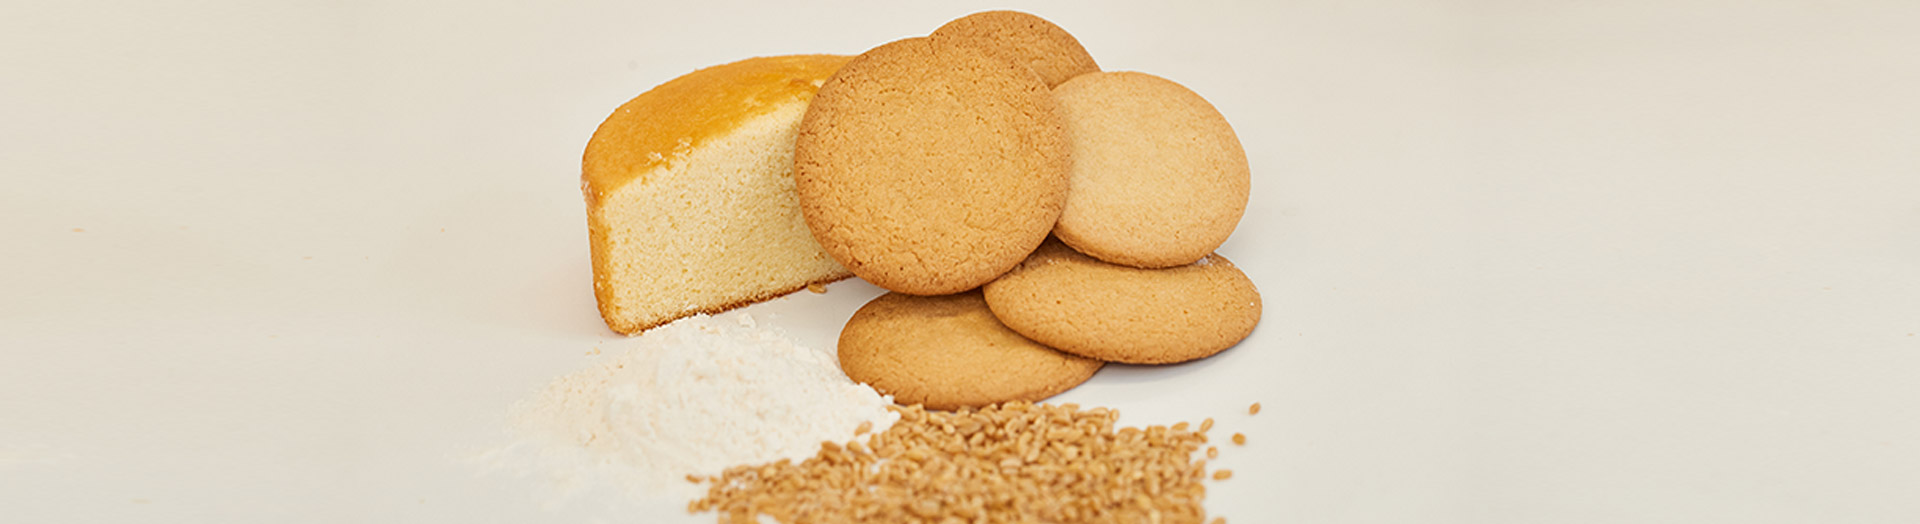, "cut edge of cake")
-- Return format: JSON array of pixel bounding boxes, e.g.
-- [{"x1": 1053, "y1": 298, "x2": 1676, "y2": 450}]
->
[{"x1": 583, "y1": 55, "x2": 853, "y2": 335}]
